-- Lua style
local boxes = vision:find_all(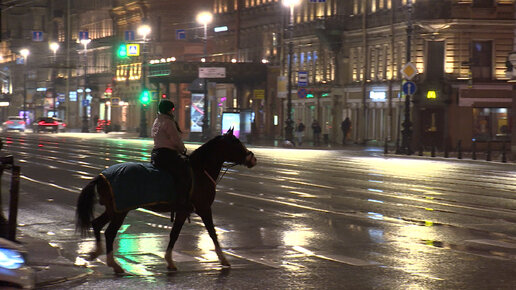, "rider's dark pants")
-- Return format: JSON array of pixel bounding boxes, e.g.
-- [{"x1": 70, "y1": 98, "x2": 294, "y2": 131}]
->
[{"x1": 151, "y1": 148, "x2": 191, "y2": 209}]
